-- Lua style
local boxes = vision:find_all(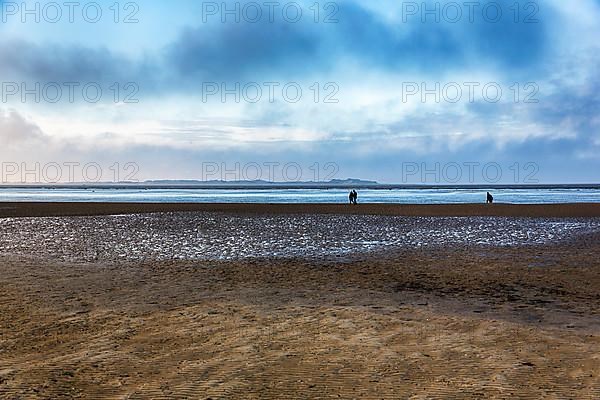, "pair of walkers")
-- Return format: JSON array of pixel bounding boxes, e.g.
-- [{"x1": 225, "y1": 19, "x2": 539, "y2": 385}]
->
[{"x1": 349, "y1": 190, "x2": 358, "y2": 205}]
